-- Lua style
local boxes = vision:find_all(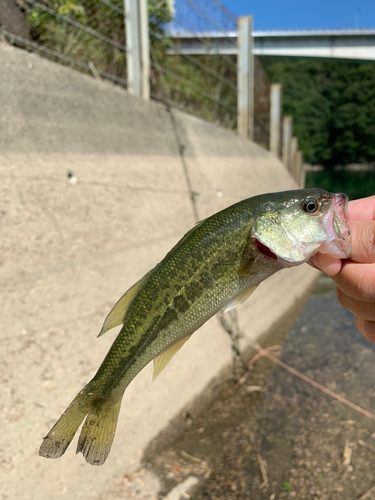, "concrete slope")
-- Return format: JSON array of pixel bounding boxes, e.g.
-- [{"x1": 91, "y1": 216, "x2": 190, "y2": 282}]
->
[{"x1": 0, "y1": 42, "x2": 318, "y2": 500}]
